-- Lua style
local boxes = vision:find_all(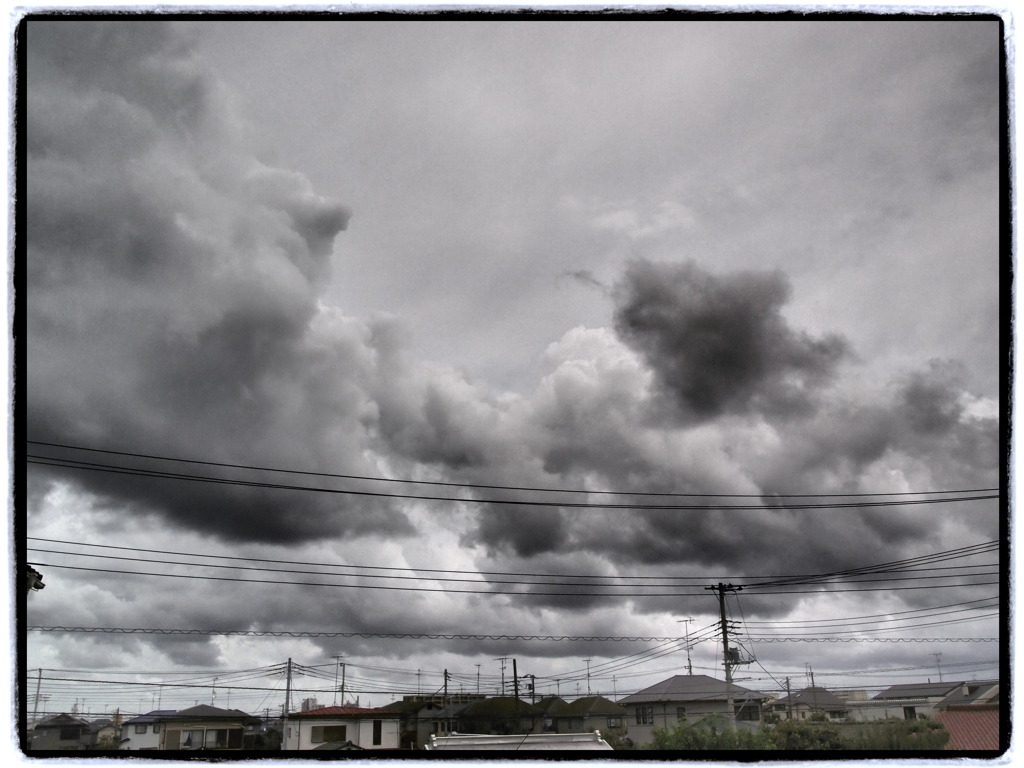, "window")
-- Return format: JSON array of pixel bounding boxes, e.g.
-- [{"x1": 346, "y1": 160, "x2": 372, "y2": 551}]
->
[
  {"x1": 903, "y1": 707, "x2": 917, "y2": 721},
  {"x1": 372, "y1": 719, "x2": 382, "y2": 746},
  {"x1": 205, "y1": 729, "x2": 229, "y2": 749},
  {"x1": 311, "y1": 725, "x2": 347, "y2": 743},
  {"x1": 59, "y1": 726, "x2": 82, "y2": 741},
  {"x1": 180, "y1": 729, "x2": 204, "y2": 749},
  {"x1": 676, "y1": 707, "x2": 687, "y2": 721},
  {"x1": 153, "y1": 724, "x2": 161, "y2": 733},
  {"x1": 607, "y1": 716, "x2": 621, "y2": 728},
  {"x1": 134, "y1": 725, "x2": 148, "y2": 734},
  {"x1": 635, "y1": 706, "x2": 654, "y2": 725}
]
